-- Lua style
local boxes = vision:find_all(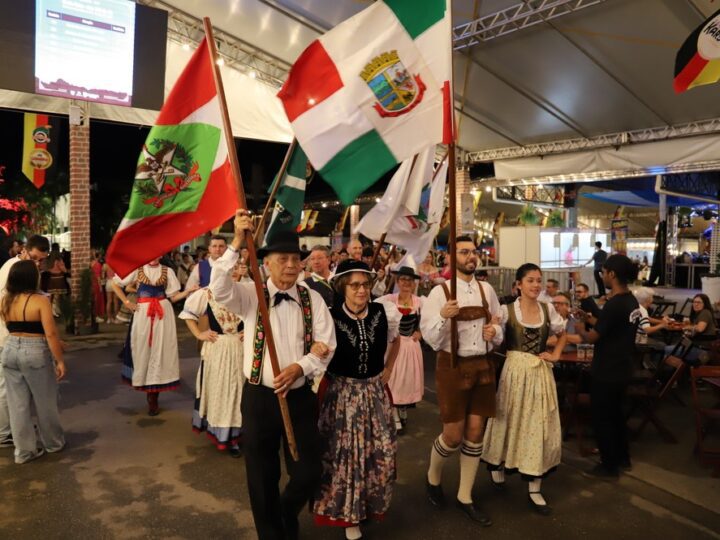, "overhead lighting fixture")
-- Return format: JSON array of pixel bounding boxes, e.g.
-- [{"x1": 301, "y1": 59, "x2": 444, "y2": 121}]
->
[
  {"x1": 322, "y1": 202, "x2": 327, "y2": 208},
  {"x1": 249, "y1": 70, "x2": 257, "y2": 79},
  {"x1": 375, "y1": 197, "x2": 381, "y2": 203},
  {"x1": 216, "y1": 58, "x2": 225, "y2": 66},
  {"x1": 485, "y1": 186, "x2": 492, "y2": 192},
  {"x1": 308, "y1": 98, "x2": 316, "y2": 105},
  {"x1": 182, "y1": 42, "x2": 191, "y2": 51}
]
